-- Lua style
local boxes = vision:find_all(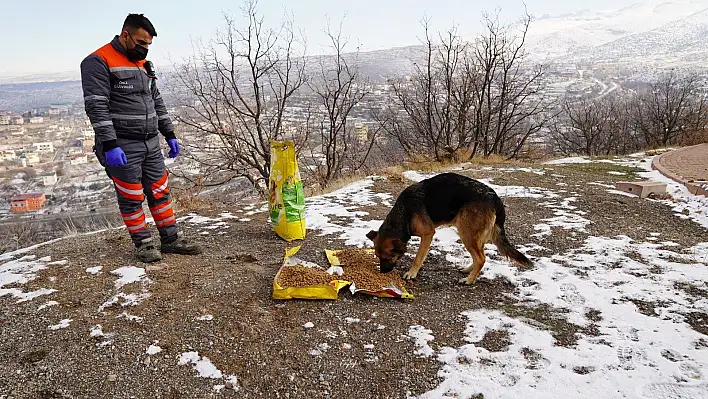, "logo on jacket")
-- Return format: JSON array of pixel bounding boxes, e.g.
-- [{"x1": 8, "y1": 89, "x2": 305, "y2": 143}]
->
[{"x1": 114, "y1": 80, "x2": 134, "y2": 90}]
